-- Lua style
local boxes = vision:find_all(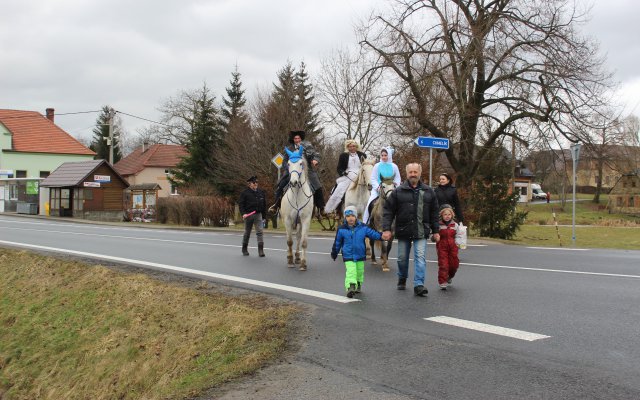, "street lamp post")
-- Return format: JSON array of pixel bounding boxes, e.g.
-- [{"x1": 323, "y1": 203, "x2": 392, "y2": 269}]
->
[{"x1": 570, "y1": 143, "x2": 582, "y2": 246}]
